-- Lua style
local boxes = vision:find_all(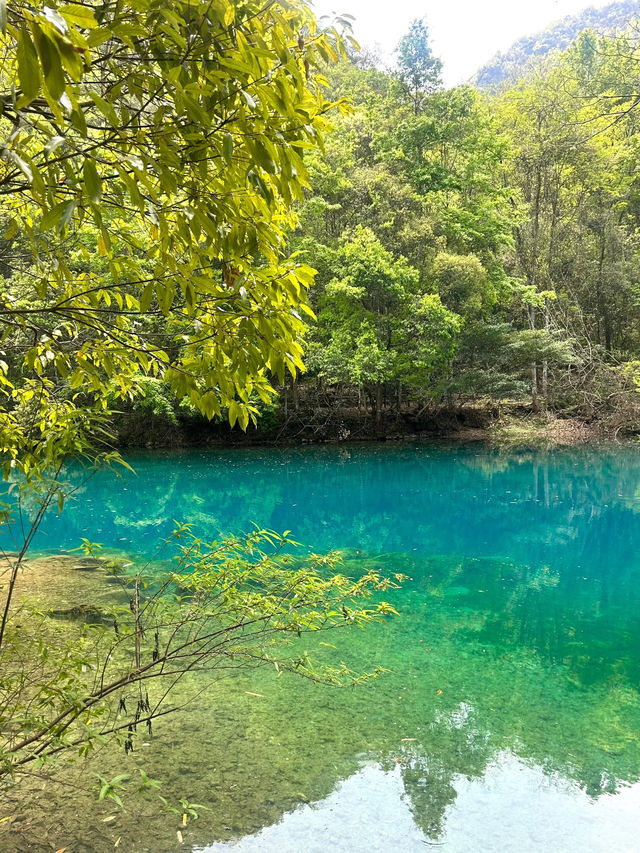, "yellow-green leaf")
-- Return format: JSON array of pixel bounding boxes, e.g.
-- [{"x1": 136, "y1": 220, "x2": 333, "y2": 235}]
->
[
  {"x1": 83, "y1": 159, "x2": 102, "y2": 202},
  {"x1": 17, "y1": 28, "x2": 41, "y2": 102},
  {"x1": 59, "y1": 3, "x2": 98, "y2": 29},
  {"x1": 223, "y1": 133, "x2": 234, "y2": 166}
]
